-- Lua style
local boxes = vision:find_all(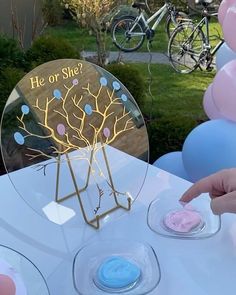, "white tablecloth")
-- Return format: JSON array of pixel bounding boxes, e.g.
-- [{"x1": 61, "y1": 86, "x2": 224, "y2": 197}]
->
[{"x1": 1, "y1": 161, "x2": 236, "y2": 295}]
